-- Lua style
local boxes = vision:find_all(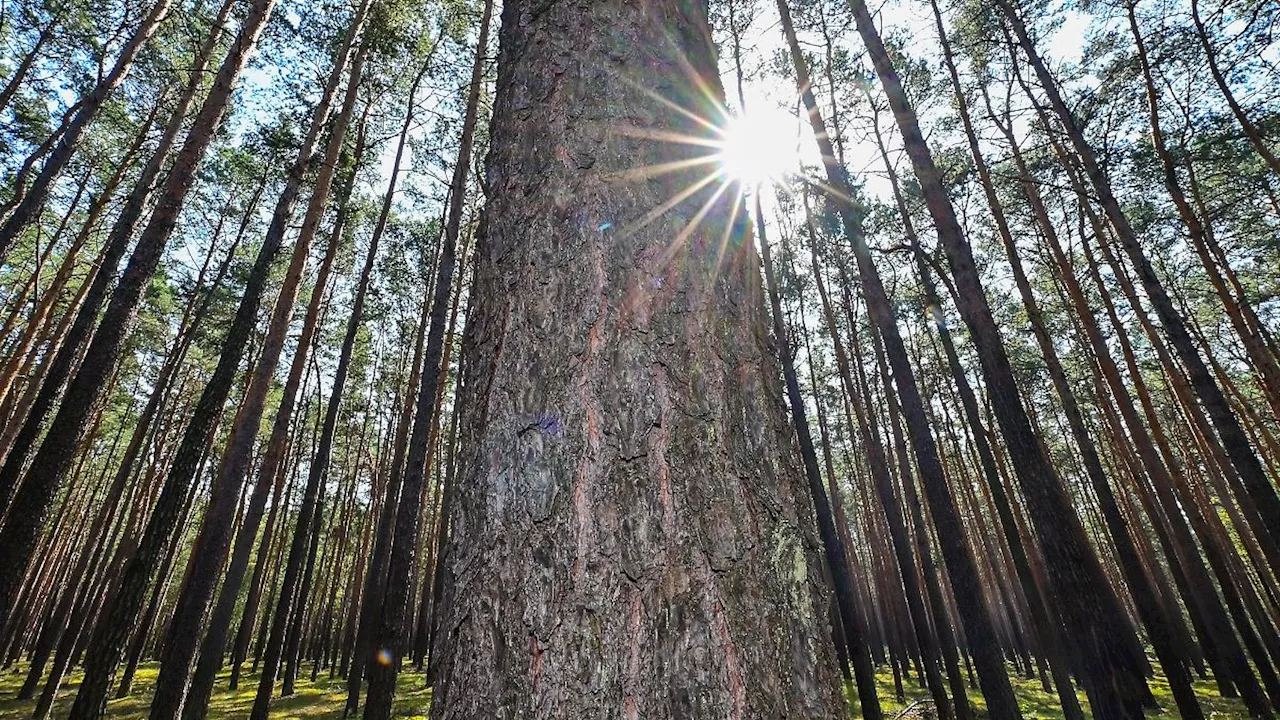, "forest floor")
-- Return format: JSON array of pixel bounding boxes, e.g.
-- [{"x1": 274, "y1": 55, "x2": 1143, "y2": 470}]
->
[
  {"x1": 867, "y1": 662, "x2": 1249, "y2": 719},
  {"x1": 0, "y1": 663, "x2": 432, "y2": 719},
  {"x1": 0, "y1": 660, "x2": 1251, "y2": 718}
]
